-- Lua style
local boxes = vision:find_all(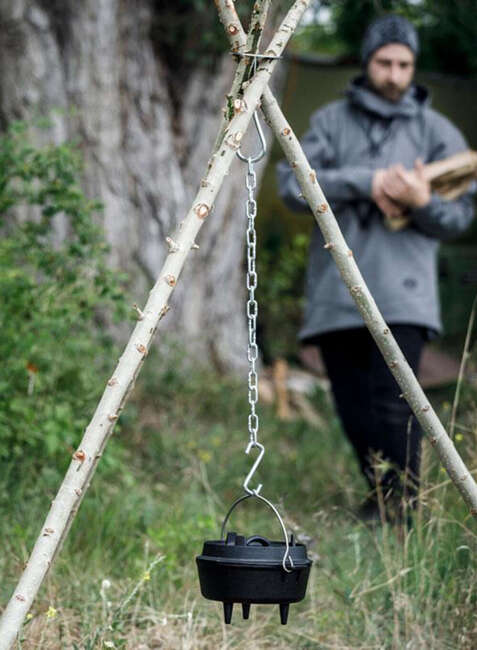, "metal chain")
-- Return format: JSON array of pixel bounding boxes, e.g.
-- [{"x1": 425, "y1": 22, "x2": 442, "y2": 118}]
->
[
  {"x1": 236, "y1": 99, "x2": 266, "y2": 494},
  {"x1": 233, "y1": 108, "x2": 293, "y2": 569},
  {"x1": 246, "y1": 157, "x2": 259, "y2": 445},
  {"x1": 234, "y1": 118, "x2": 293, "y2": 571}
]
